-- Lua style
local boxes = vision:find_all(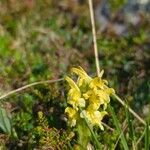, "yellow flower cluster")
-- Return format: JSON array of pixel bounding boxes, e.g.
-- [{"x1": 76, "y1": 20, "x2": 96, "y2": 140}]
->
[{"x1": 65, "y1": 67, "x2": 115, "y2": 130}]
